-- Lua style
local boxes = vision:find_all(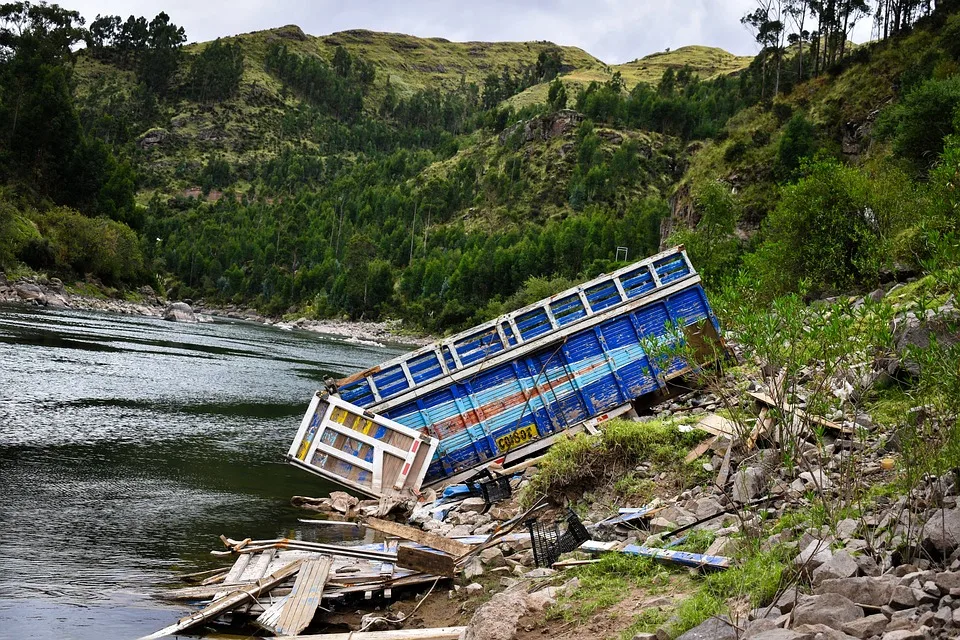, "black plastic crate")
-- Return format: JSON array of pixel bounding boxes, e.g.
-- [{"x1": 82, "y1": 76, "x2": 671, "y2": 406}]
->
[{"x1": 525, "y1": 509, "x2": 591, "y2": 568}]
